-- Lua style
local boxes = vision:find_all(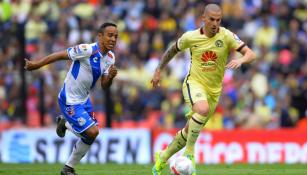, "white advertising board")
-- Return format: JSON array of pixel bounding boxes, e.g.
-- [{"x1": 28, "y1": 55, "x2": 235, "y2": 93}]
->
[{"x1": 1, "y1": 128, "x2": 151, "y2": 164}]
